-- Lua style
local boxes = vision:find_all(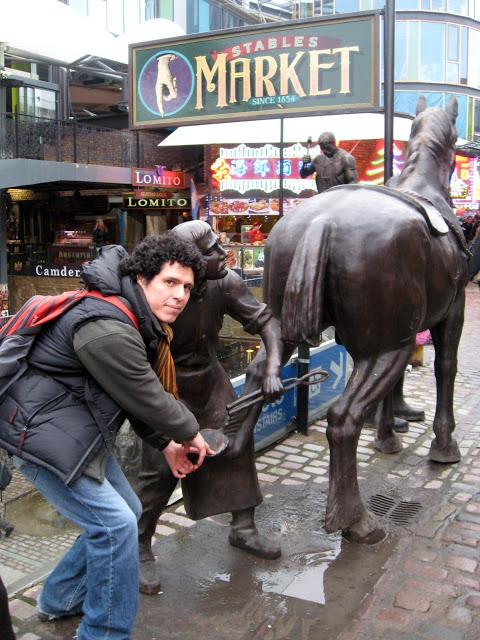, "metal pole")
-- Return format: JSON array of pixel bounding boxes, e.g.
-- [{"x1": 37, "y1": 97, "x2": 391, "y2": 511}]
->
[
  {"x1": 279, "y1": 117, "x2": 284, "y2": 217},
  {"x1": 296, "y1": 344, "x2": 310, "y2": 435},
  {"x1": 14, "y1": 104, "x2": 18, "y2": 158},
  {"x1": 73, "y1": 117, "x2": 77, "y2": 163},
  {"x1": 384, "y1": 0, "x2": 395, "y2": 184}
]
